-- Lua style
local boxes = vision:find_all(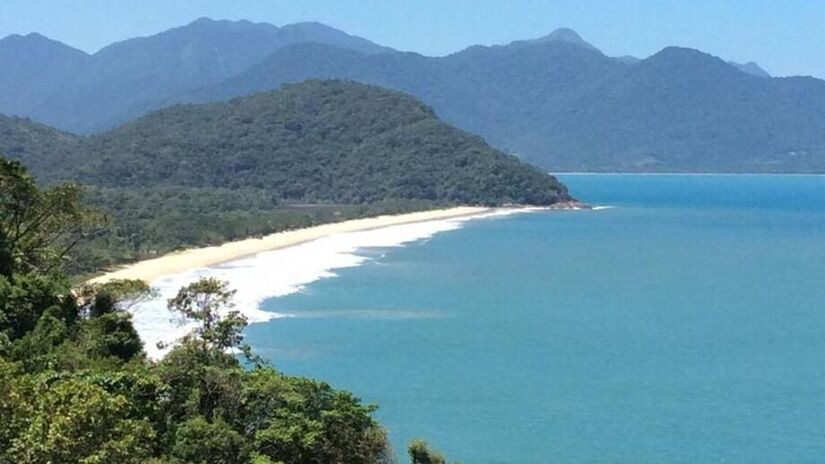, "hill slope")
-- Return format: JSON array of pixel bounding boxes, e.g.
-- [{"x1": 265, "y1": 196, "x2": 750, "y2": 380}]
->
[
  {"x1": 8, "y1": 80, "x2": 570, "y2": 206},
  {"x1": 538, "y1": 47, "x2": 825, "y2": 171},
  {"x1": 0, "y1": 114, "x2": 82, "y2": 180},
  {"x1": 188, "y1": 40, "x2": 627, "y2": 161},
  {"x1": 76, "y1": 81, "x2": 569, "y2": 204}
]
